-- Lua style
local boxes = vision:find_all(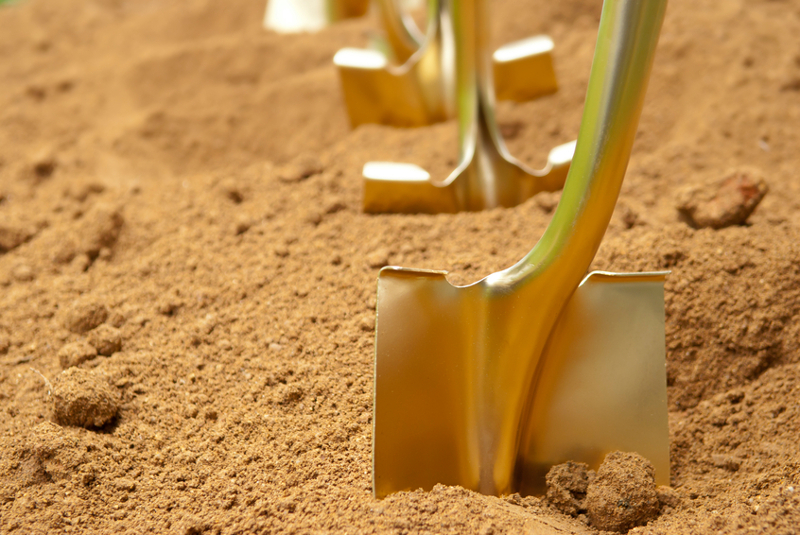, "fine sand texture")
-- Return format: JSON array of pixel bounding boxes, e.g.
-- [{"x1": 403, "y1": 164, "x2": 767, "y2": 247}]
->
[{"x1": 1, "y1": 0, "x2": 799, "y2": 533}]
